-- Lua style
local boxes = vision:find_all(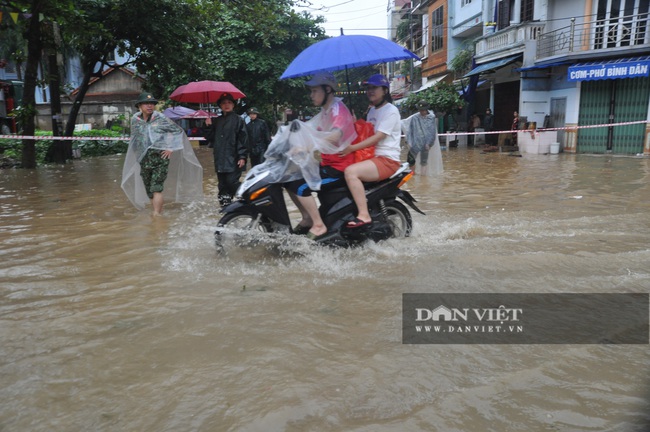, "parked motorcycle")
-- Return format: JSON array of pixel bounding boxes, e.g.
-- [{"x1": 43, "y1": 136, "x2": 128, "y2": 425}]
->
[{"x1": 215, "y1": 161, "x2": 425, "y2": 248}]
